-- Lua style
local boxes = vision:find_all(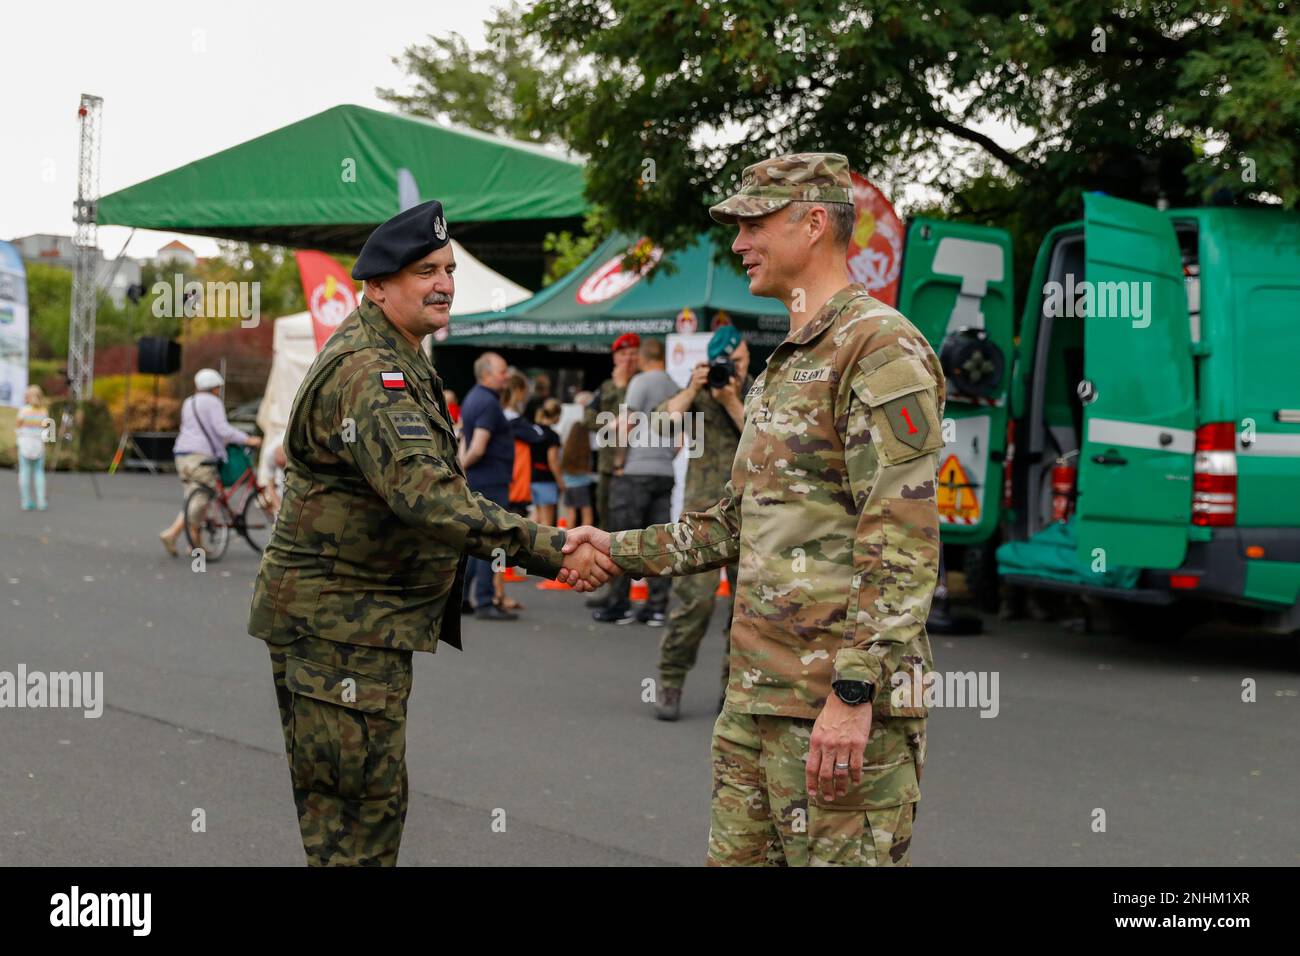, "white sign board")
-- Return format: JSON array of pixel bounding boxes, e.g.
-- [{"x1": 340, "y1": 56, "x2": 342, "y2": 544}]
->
[{"x1": 665, "y1": 333, "x2": 712, "y2": 520}]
